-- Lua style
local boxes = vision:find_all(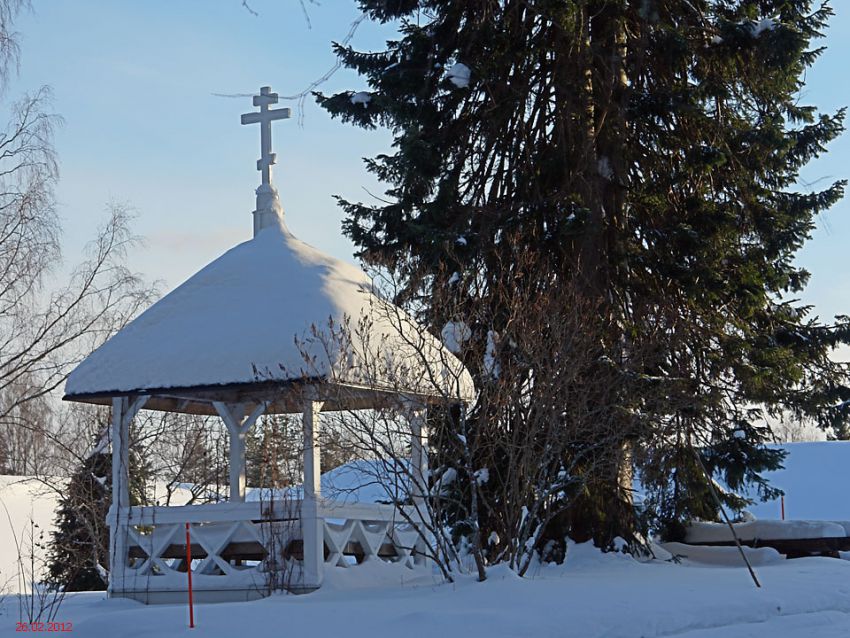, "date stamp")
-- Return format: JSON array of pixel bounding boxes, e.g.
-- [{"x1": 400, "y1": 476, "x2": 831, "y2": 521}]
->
[{"x1": 15, "y1": 622, "x2": 73, "y2": 632}]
